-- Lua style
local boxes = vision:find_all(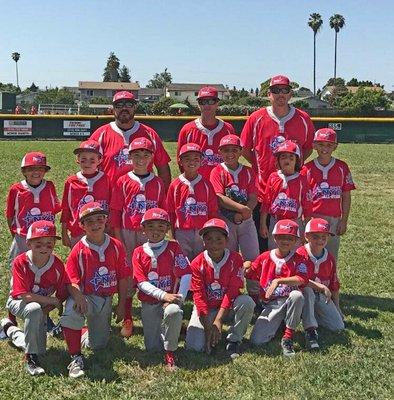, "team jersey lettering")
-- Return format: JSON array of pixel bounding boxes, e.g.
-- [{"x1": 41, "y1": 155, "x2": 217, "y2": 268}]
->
[
  {"x1": 180, "y1": 197, "x2": 208, "y2": 217},
  {"x1": 89, "y1": 266, "x2": 117, "y2": 291},
  {"x1": 201, "y1": 150, "x2": 223, "y2": 167},
  {"x1": 207, "y1": 281, "x2": 225, "y2": 300},
  {"x1": 113, "y1": 148, "x2": 130, "y2": 168},
  {"x1": 127, "y1": 195, "x2": 158, "y2": 215},
  {"x1": 272, "y1": 193, "x2": 297, "y2": 213},
  {"x1": 22, "y1": 208, "x2": 55, "y2": 228}
]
